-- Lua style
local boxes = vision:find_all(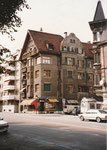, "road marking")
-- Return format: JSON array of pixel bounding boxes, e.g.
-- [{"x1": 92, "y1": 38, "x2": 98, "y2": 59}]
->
[{"x1": 11, "y1": 133, "x2": 80, "y2": 150}]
